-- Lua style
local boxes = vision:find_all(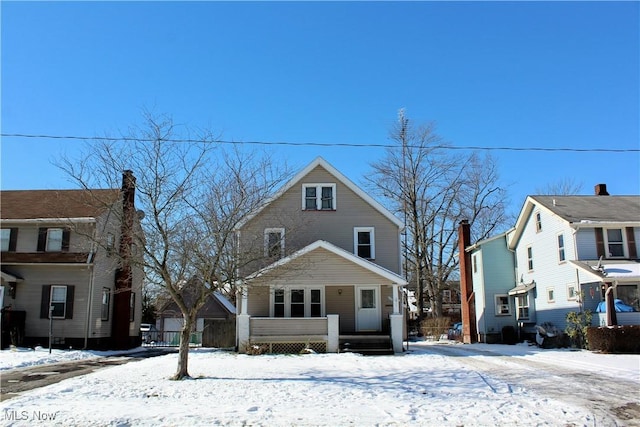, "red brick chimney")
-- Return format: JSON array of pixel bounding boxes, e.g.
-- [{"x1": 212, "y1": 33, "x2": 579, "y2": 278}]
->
[
  {"x1": 458, "y1": 220, "x2": 477, "y2": 344},
  {"x1": 112, "y1": 170, "x2": 136, "y2": 349},
  {"x1": 594, "y1": 183, "x2": 609, "y2": 196}
]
